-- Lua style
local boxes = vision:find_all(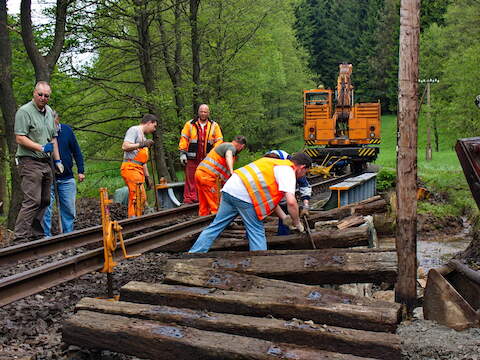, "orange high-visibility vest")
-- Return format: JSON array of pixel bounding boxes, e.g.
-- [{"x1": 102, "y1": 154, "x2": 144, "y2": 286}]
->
[
  {"x1": 179, "y1": 118, "x2": 223, "y2": 159},
  {"x1": 196, "y1": 143, "x2": 236, "y2": 182},
  {"x1": 123, "y1": 147, "x2": 149, "y2": 167},
  {"x1": 235, "y1": 157, "x2": 294, "y2": 220}
]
